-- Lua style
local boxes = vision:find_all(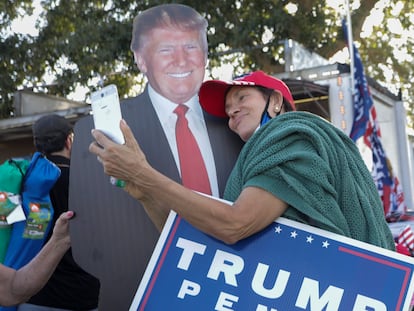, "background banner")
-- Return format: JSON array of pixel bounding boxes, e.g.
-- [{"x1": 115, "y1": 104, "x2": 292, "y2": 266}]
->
[{"x1": 131, "y1": 210, "x2": 414, "y2": 311}]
